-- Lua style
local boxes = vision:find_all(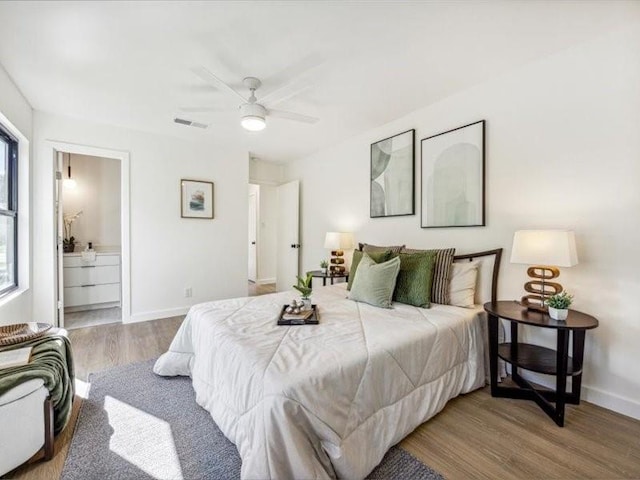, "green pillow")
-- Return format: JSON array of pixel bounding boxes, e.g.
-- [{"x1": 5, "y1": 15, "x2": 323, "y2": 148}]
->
[
  {"x1": 393, "y1": 251, "x2": 437, "y2": 308},
  {"x1": 348, "y1": 249, "x2": 392, "y2": 290},
  {"x1": 348, "y1": 254, "x2": 401, "y2": 308}
]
